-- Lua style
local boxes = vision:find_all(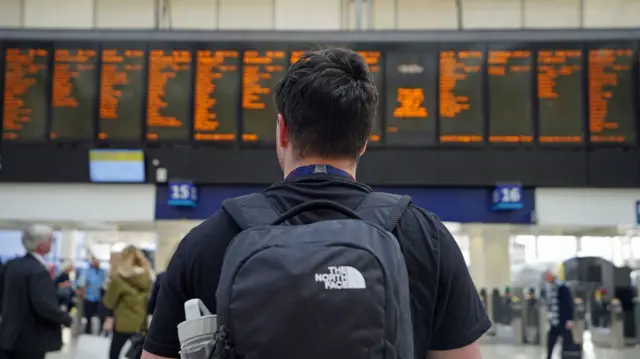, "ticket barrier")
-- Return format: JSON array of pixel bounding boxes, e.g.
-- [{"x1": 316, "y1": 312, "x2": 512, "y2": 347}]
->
[
  {"x1": 481, "y1": 296, "x2": 524, "y2": 345},
  {"x1": 572, "y1": 298, "x2": 586, "y2": 345},
  {"x1": 633, "y1": 297, "x2": 640, "y2": 344},
  {"x1": 591, "y1": 298, "x2": 625, "y2": 349},
  {"x1": 522, "y1": 298, "x2": 540, "y2": 344}
]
